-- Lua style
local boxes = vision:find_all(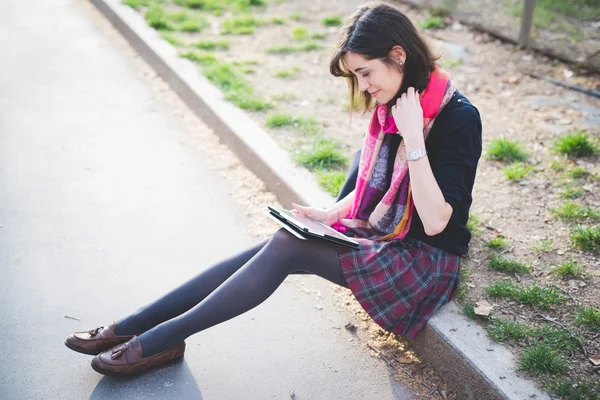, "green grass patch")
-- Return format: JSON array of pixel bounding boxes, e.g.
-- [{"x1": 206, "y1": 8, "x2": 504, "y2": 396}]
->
[
  {"x1": 122, "y1": 0, "x2": 151, "y2": 9},
  {"x1": 488, "y1": 255, "x2": 532, "y2": 274},
  {"x1": 315, "y1": 169, "x2": 346, "y2": 197},
  {"x1": 487, "y1": 318, "x2": 530, "y2": 342},
  {"x1": 570, "y1": 225, "x2": 600, "y2": 252},
  {"x1": 486, "y1": 138, "x2": 529, "y2": 163},
  {"x1": 174, "y1": 0, "x2": 262, "y2": 14},
  {"x1": 420, "y1": 16, "x2": 446, "y2": 30},
  {"x1": 295, "y1": 138, "x2": 347, "y2": 170},
  {"x1": 271, "y1": 93, "x2": 297, "y2": 102},
  {"x1": 532, "y1": 325, "x2": 580, "y2": 352},
  {"x1": 178, "y1": 19, "x2": 206, "y2": 32},
  {"x1": 271, "y1": 17, "x2": 285, "y2": 25},
  {"x1": 274, "y1": 66, "x2": 299, "y2": 78},
  {"x1": 519, "y1": 344, "x2": 568, "y2": 375},
  {"x1": 289, "y1": 11, "x2": 304, "y2": 21},
  {"x1": 502, "y1": 162, "x2": 534, "y2": 181},
  {"x1": 547, "y1": 378, "x2": 600, "y2": 400},
  {"x1": 566, "y1": 166, "x2": 590, "y2": 179},
  {"x1": 551, "y1": 201, "x2": 600, "y2": 222},
  {"x1": 161, "y1": 32, "x2": 182, "y2": 46},
  {"x1": 460, "y1": 301, "x2": 488, "y2": 320},
  {"x1": 466, "y1": 213, "x2": 481, "y2": 235},
  {"x1": 532, "y1": 238, "x2": 554, "y2": 253},
  {"x1": 265, "y1": 113, "x2": 294, "y2": 128},
  {"x1": 455, "y1": 266, "x2": 471, "y2": 298},
  {"x1": 573, "y1": 306, "x2": 600, "y2": 331},
  {"x1": 145, "y1": 7, "x2": 174, "y2": 31},
  {"x1": 222, "y1": 15, "x2": 261, "y2": 34},
  {"x1": 553, "y1": 131, "x2": 599, "y2": 158},
  {"x1": 291, "y1": 26, "x2": 308, "y2": 40},
  {"x1": 485, "y1": 237, "x2": 508, "y2": 251},
  {"x1": 179, "y1": 50, "x2": 218, "y2": 66},
  {"x1": 552, "y1": 259, "x2": 584, "y2": 279},
  {"x1": 560, "y1": 186, "x2": 585, "y2": 199},
  {"x1": 194, "y1": 40, "x2": 229, "y2": 50},
  {"x1": 322, "y1": 16, "x2": 342, "y2": 27},
  {"x1": 439, "y1": 58, "x2": 461, "y2": 68},
  {"x1": 267, "y1": 42, "x2": 322, "y2": 54},
  {"x1": 486, "y1": 280, "x2": 566, "y2": 309}
]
